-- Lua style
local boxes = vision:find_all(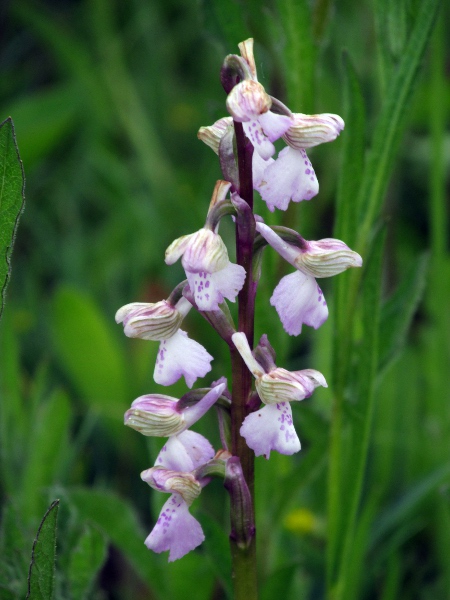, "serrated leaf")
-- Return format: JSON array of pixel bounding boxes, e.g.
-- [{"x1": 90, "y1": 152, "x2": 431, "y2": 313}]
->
[
  {"x1": 26, "y1": 500, "x2": 59, "y2": 600},
  {"x1": 0, "y1": 118, "x2": 25, "y2": 319},
  {"x1": 378, "y1": 252, "x2": 429, "y2": 376},
  {"x1": 68, "y1": 524, "x2": 108, "y2": 600},
  {"x1": 51, "y1": 286, "x2": 127, "y2": 415}
]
